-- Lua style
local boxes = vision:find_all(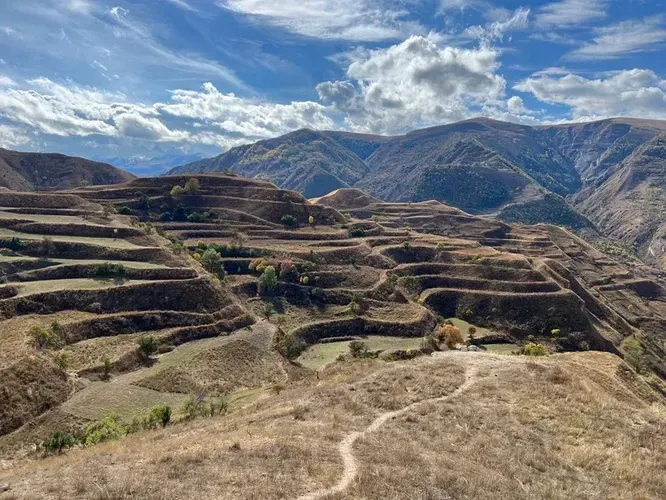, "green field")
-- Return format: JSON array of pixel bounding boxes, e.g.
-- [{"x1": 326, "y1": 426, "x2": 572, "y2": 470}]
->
[{"x1": 297, "y1": 335, "x2": 424, "y2": 370}]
